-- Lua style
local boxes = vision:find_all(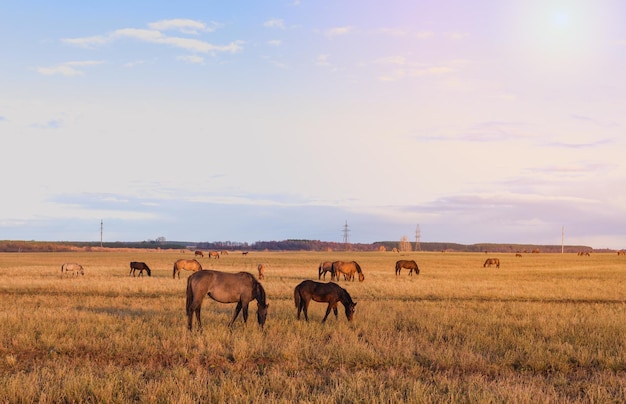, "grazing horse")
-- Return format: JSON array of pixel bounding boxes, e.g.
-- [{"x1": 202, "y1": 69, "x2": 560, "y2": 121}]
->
[
  {"x1": 186, "y1": 270, "x2": 269, "y2": 330},
  {"x1": 173, "y1": 259, "x2": 203, "y2": 279},
  {"x1": 242, "y1": 251, "x2": 249, "y2": 256},
  {"x1": 61, "y1": 263, "x2": 84, "y2": 276},
  {"x1": 483, "y1": 258, "x2": 500, "y2": 269},
  {"x1": 208, "y1": 251, "x2": 220, "y2": 259},
  {"x1": 129, "y1": 261, "x2": 152, "y2": 277},
  {"x1": 257, "y1": 263, "x2": 266, "y2": 280},
  {"x1": 220, "y1": 250, "x2": 229, "y2": 255},
  {"x1": 515, "y1": 253, "x2": 523, "y2": 258},
  {"x1": 318, "y1": 261, "x2": 335, "y2": 280},
  {"x1": 332, "y1": 261, "x2": 365, "y2": 282},
  {"x1": 294, "y1": 280, "x2": 357, "y2": 323},
  {"x1": 395, "y1": 260, "x2": 420, "y2": 276},
  {"x1": 194, "y1": 250, "x2": 204, "y2": 258},
  {"x1": 618, "y1": 251, "x2": 626, "y2": 256}
]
